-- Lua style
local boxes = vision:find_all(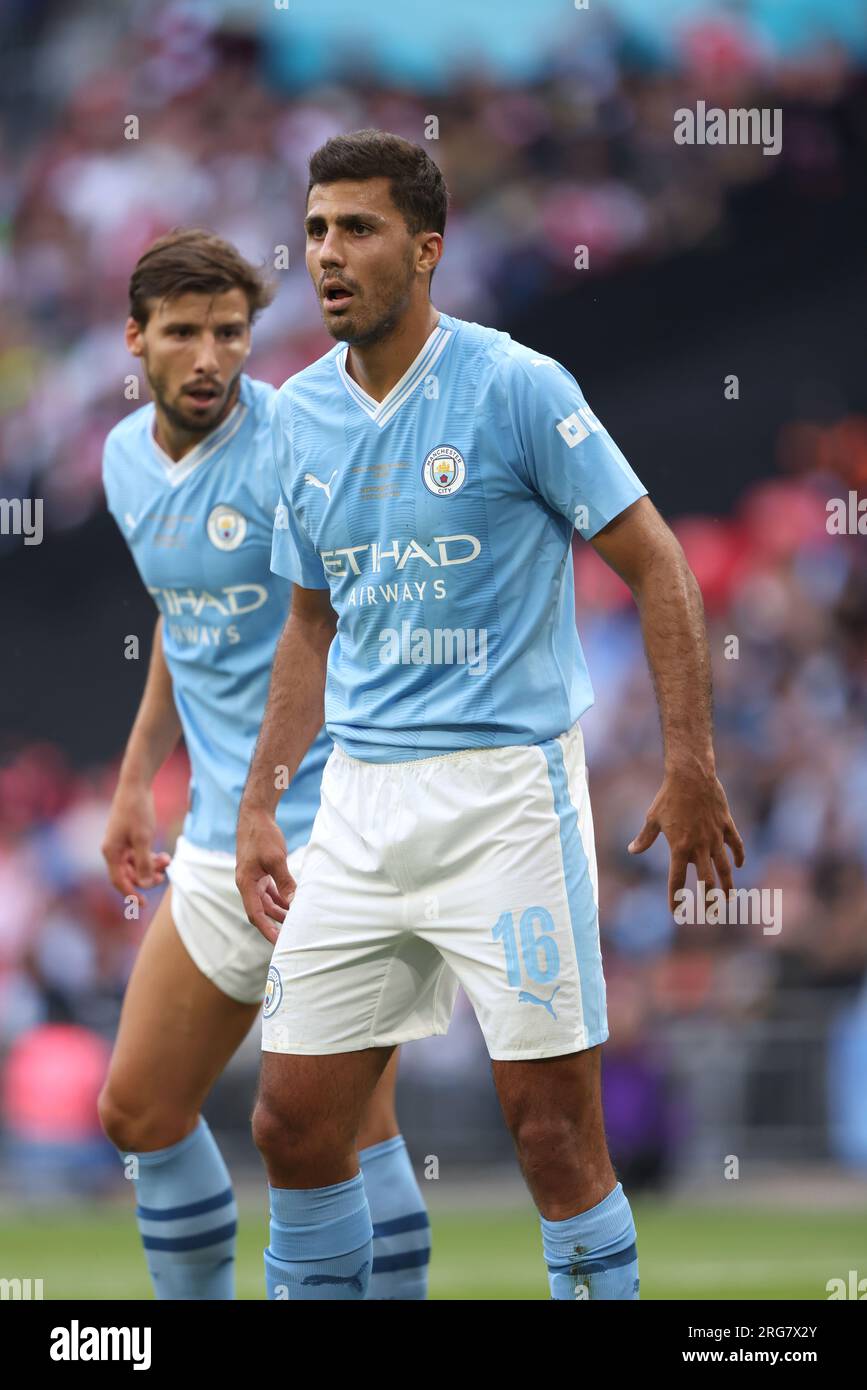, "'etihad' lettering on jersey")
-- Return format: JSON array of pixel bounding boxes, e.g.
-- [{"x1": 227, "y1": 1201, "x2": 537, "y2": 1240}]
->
[
  {"x1": 320, "y1": 533, "x2": 480, "y2": 579},
  {"x1": 146, "y1": 584, "x2": 269, "y2": 617}
]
